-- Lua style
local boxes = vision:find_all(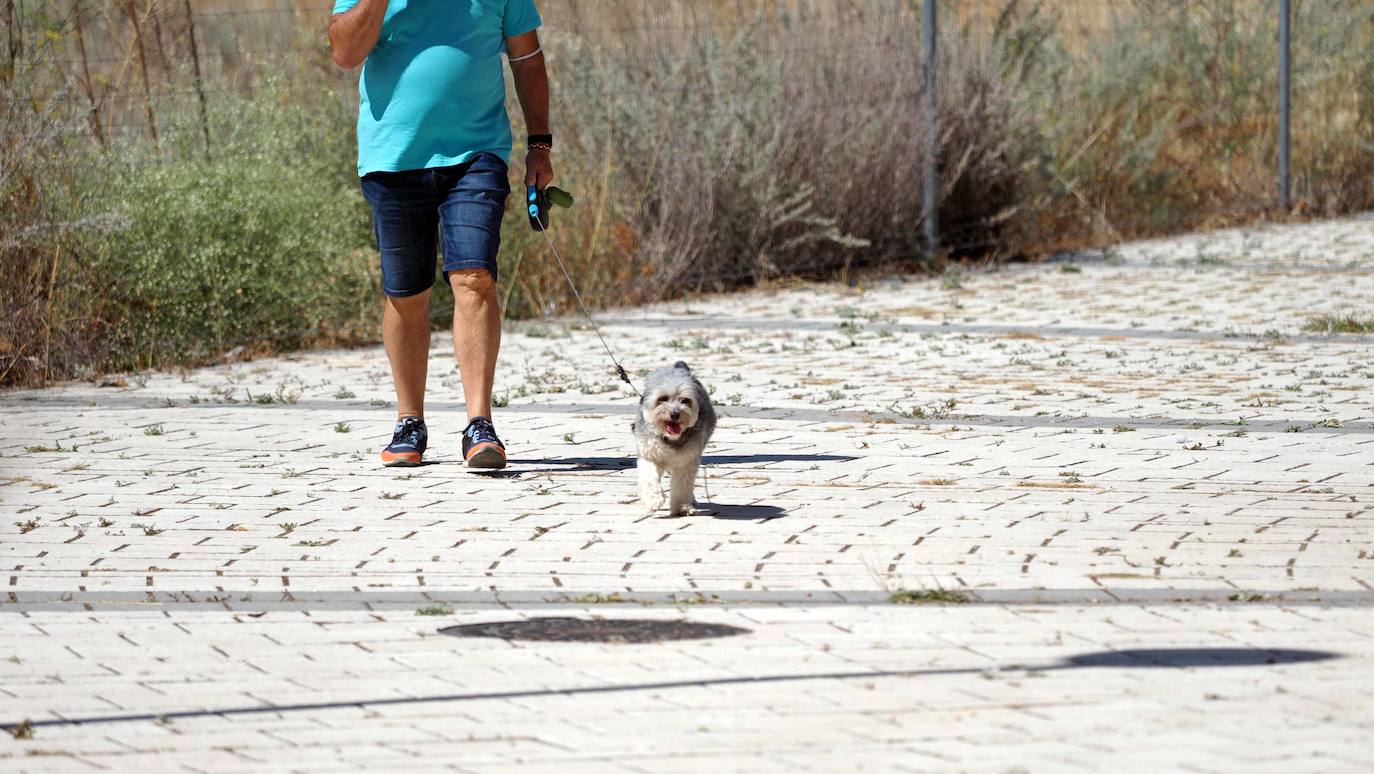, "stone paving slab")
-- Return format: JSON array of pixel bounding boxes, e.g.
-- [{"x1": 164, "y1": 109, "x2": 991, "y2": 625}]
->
[
  {"x1": 1, "y1": 214, "x2": 1373, "y2": 769},
  {"x1": 4, "y1": 216, "x2": 1371, "y2": 602},
  {"x1": 0, "y1": 605, "x2": 1370, "y2": 772}
]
